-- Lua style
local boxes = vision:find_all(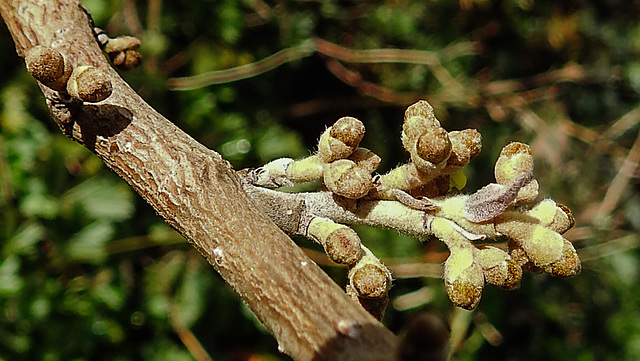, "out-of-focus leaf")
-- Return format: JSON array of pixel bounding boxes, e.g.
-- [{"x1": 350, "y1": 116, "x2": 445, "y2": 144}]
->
[
  {"x1": 0, "y1": 255, "x2": 23, "y2": 296},
  {"x1": 174, "y1": 261, "x2": 210, "y2": 327},
  {"x1": 255, "y1": 125, "x2": 306, "y2": 163},
  {"x1": 19, "y1": 178, "x2": 60, "y2": 219},
  {"x1": 4, "y1": 222, "x2": 44, "y2": 256},
  {"x1": 65, "y1": 221, "x2": 114, "y2": 263},
  {"x1": 62, "y1": 177, "x2": 134, "y2": 222}
]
